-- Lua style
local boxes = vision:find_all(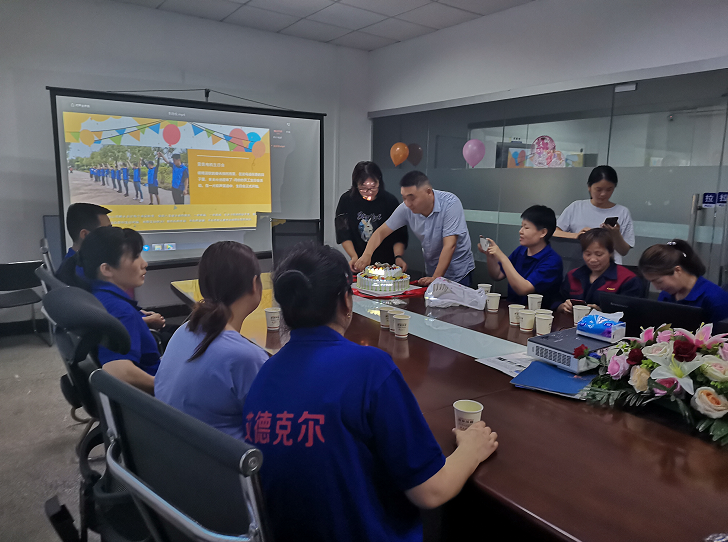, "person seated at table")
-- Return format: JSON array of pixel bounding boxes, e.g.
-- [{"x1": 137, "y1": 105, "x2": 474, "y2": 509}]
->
[
  {"x1": 78, "y1": 226, "x2": 159, "y2": 394},
  {"x1": 638, "y1": 239, "x2": 728, "y2": 322},
  {"x1": 481, "y1": 205, "x2": 563, "y2": 308},
  {"x1": 555, "y1": 228, "x2": 643, "y2": 313},
  {"x1": 56, "y1": 203, "x2": 111, "y2": 285},
  {"x1": 154, "y1": 241, "x2": 267, "y2": 439},
  {"x1": 243, "y1": 244, "x2": 498, "y2": 542}
]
